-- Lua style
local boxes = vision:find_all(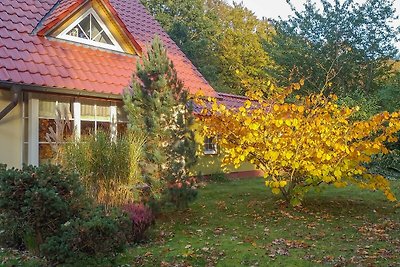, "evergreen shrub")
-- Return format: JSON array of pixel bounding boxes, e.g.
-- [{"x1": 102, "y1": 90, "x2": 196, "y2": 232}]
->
[
  {"x1": 41, "y1": 207, "x2": 130, "y2": 264},
  {"x1": 0, "y1": 164, "x2": 88, "y2": 252}
]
